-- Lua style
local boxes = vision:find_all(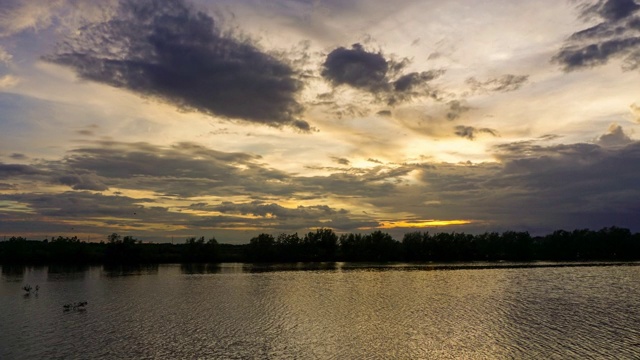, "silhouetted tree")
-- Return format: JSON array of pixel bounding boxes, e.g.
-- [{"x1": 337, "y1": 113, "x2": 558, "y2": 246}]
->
[
  {"x1": 247, "y1": 233, "x2": 276, "y2": 262},
  {"x1": 340, "y1": 231, "x2": 400, "y2": 261},
  {"x1": 49, "y1": 236, "x2": 89, "y2": 262},
  {"x1": 402, "y1": 231, "x2": 425, "y2": 261},
  {"x1": 275, "y1": 233, "x2": 303, "y2": 262},
  {"x1": 501, "y1": 231, "x2": 533, "y2": 260},
  {"x1": 2, "y1": 226, "x2": 640, "y2": 264},
  {"x1": 304, "y1": 228, "x2": 338, "y2": 261},
  {"x1": 183, "y1": 236, "x2": 219, "y2": 262},
  {"x1": 105, "y1": 233, "x2": 141, "y2": 263},
  {"x1": 339, "y1": 233, "x2": 364, "y2": 261}
]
